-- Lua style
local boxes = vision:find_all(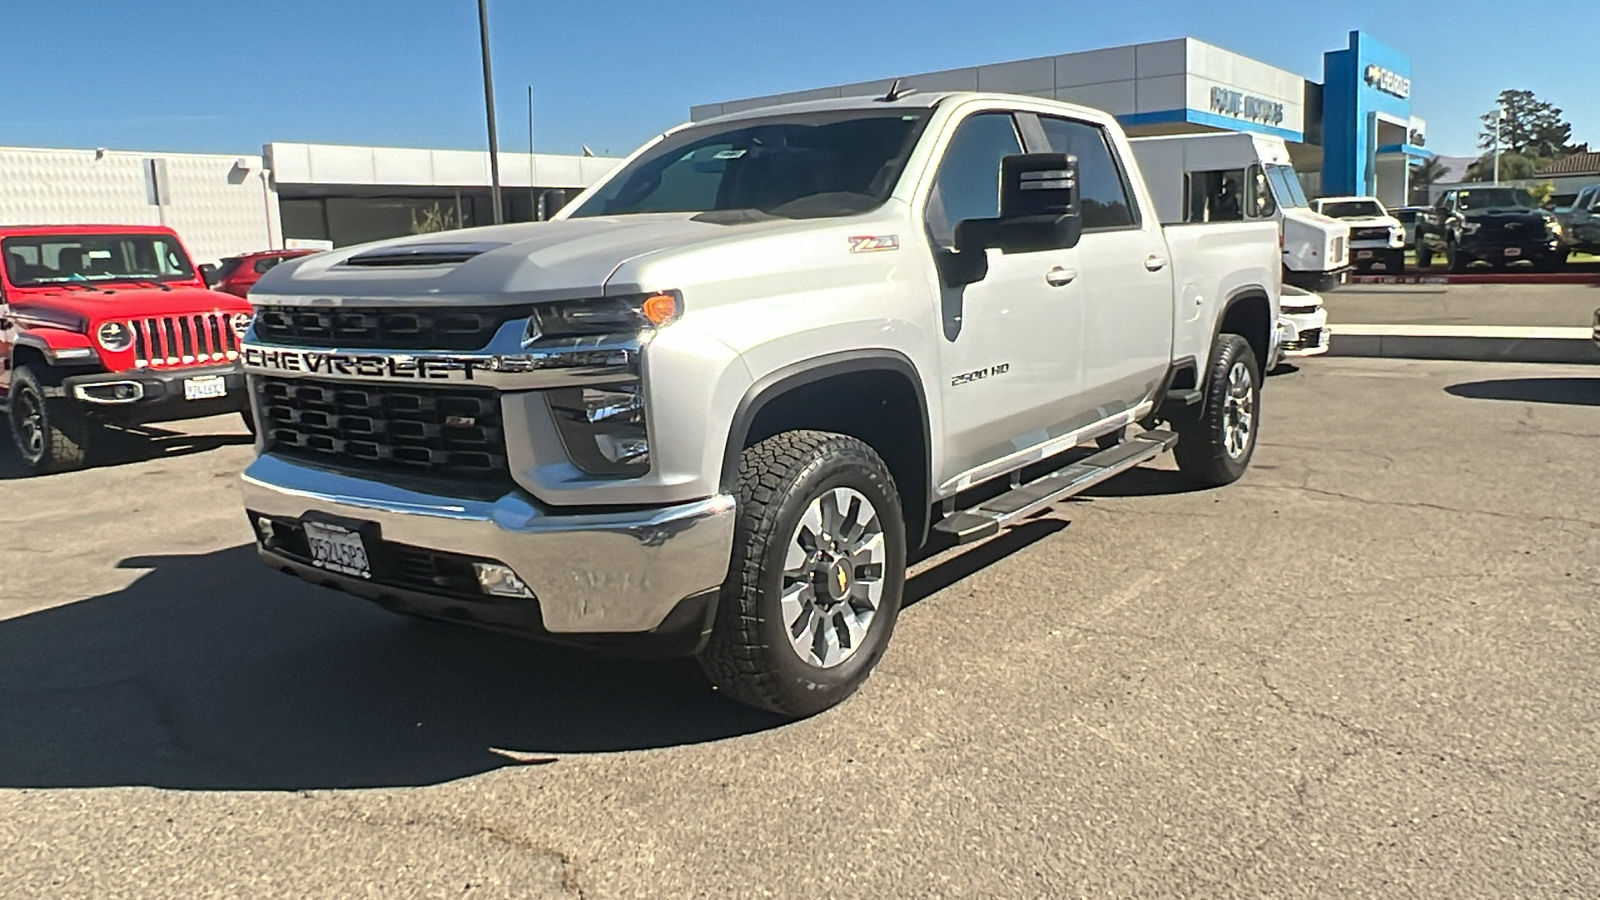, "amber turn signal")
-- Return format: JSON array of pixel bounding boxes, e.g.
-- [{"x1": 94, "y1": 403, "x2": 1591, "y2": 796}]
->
[{"x1": 641, "y1": 291, "x2": 681, "y2": 326}]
